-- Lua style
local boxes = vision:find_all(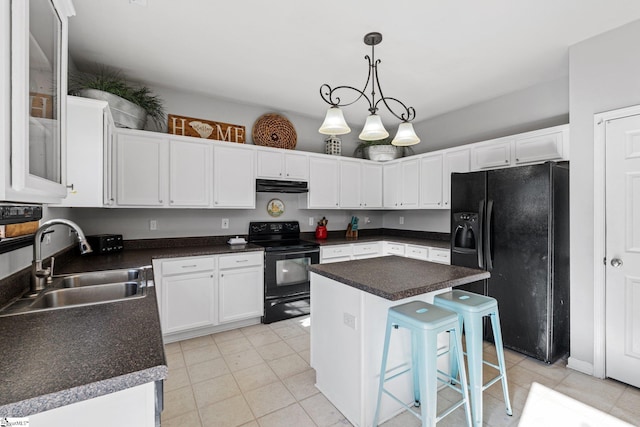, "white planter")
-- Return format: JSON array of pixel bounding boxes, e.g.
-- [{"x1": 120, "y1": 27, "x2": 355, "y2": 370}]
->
[{"x1": 77, "y1": 89, "x2": 147, "y2": 129}]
